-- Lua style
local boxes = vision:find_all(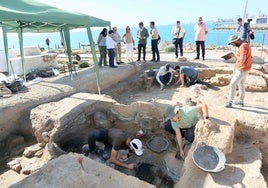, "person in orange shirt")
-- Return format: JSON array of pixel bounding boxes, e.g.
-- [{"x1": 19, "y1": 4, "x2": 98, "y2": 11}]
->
[{"x1": 225, "y1": 35, "x2": 252, "y2": 108}]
